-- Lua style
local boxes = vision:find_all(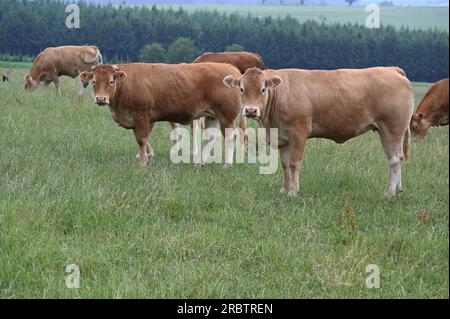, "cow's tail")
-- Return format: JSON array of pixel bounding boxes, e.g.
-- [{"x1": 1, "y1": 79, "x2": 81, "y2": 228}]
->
[
  {"x1": 393, "y1": 66, "x2": 407, "y2": 78},
  {"x1": 98, "y1": 50, "x2": 103, "y2": 64},
  {"x1": 403, "y1": 126, "x2": 410, "y2": 161}
]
